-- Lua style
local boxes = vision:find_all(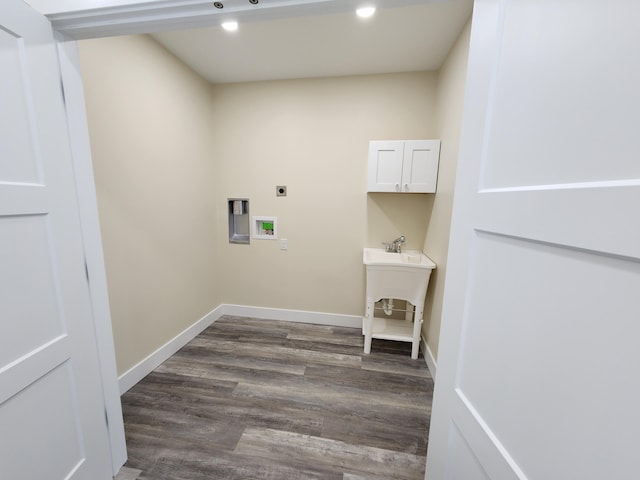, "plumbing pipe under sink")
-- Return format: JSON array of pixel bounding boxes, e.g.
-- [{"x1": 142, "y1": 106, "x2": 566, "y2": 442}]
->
[{"x1": 382, "y1": 298, "x2": 394, "y2": 315}]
